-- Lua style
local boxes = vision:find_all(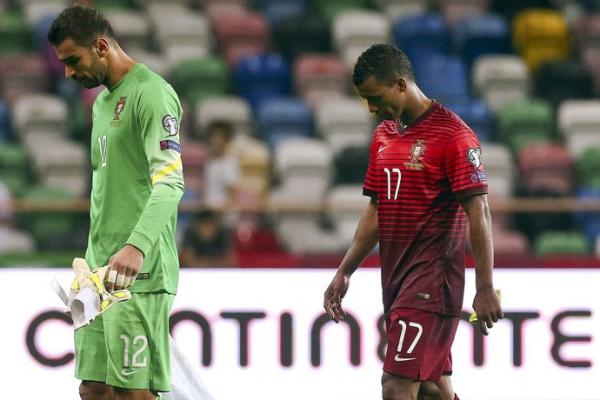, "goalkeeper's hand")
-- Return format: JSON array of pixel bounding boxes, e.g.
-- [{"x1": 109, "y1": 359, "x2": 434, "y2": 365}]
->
[
  {"x1": 105, "y1": 244, "x2": 144, "y2": 292},
  {"x1": 68, "y1": 257, "x2": 131, "y2": 329}
]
